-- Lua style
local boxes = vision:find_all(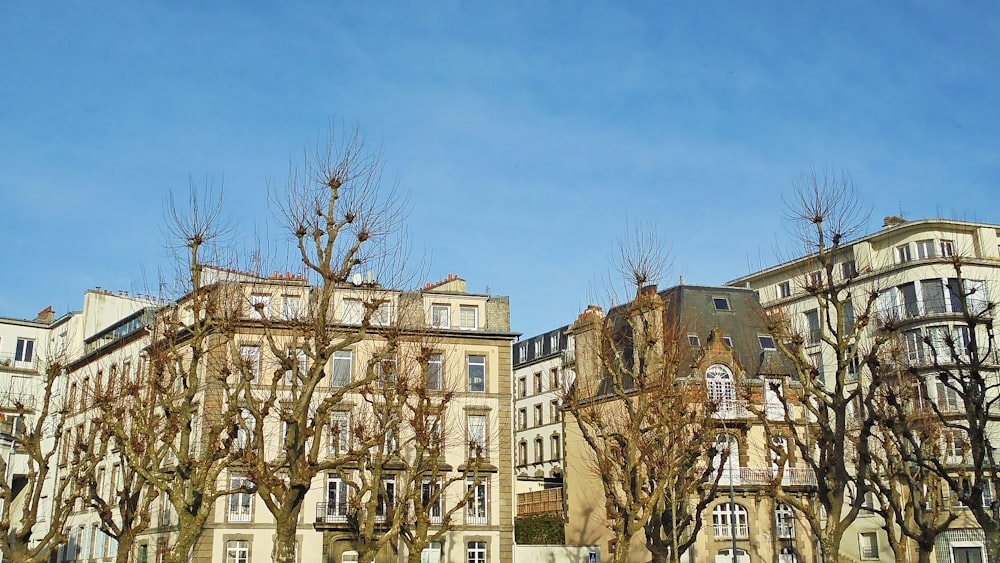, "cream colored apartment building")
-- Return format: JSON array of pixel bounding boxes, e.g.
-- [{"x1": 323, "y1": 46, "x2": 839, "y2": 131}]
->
[
  {"x1": 728, "y1": 216, "x2": 1000, "y2": 562},
  {"x1": 563, "y1": 284, "x2": 817, "y2": 563},
  {"x1": 57, "y1": 271, "x2": 515, "y2": 563}
]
